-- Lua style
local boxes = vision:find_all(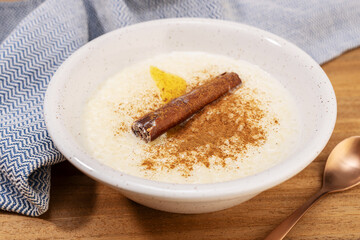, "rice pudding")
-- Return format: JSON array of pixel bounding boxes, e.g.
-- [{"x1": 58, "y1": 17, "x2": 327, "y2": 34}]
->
[{"x1": 83, "y1": 52, "x2": 300, "y2": 184}]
